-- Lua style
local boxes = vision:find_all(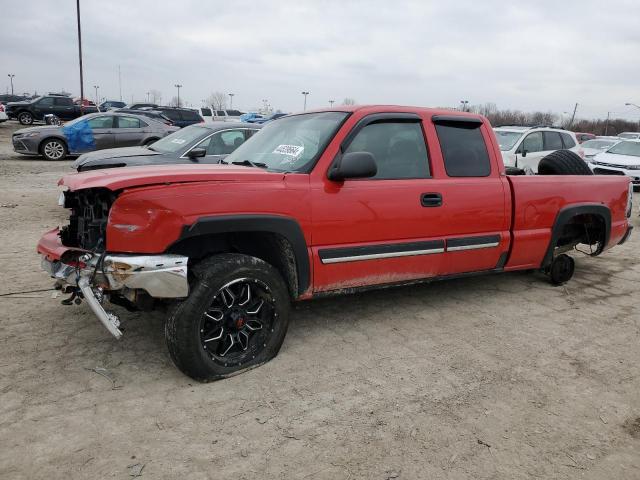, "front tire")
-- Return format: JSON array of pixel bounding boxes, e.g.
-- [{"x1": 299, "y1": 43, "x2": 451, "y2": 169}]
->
[
  {"x1": 18, "y1": 111, "x2": 34, "y2": 125},
  {"x1": 40, "y1": 138, "x2": 67, "y2": 160},
  {"x1": 166, "y1": 254, "x2": 290, "y2": 381}
]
